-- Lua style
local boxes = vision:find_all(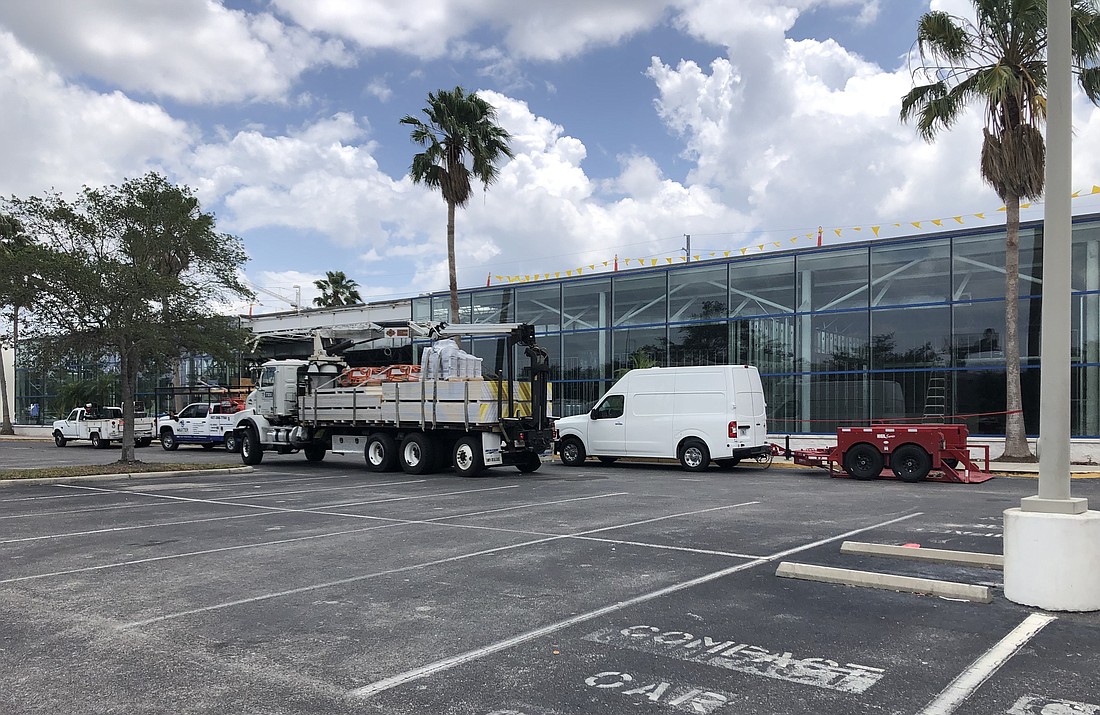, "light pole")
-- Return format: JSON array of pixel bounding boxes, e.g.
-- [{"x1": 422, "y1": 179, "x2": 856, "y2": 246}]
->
[
  {"x1": 1003, "y1": 0, "x2": 1100, "y2": 611},
  {"x1": 293, "y1": 285, "x2": 301, "y2": 314}
]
